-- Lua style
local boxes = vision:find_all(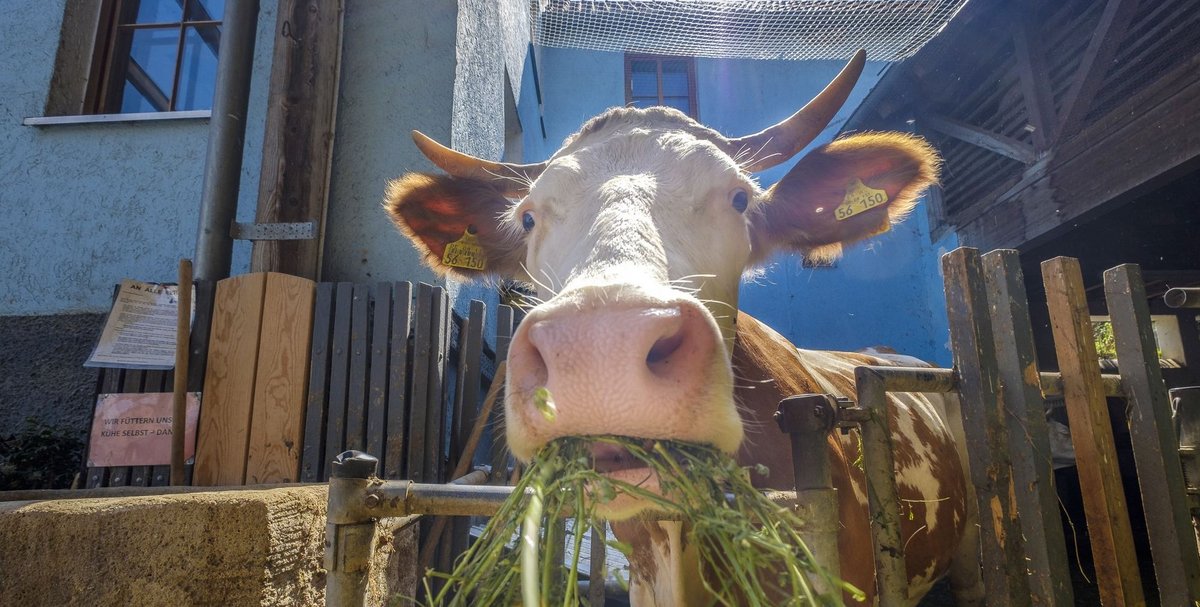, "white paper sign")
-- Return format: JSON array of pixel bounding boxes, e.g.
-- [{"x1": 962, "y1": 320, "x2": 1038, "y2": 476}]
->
[{"x1": 85, "y1": 279, "x2": 194, "y2": 369}]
